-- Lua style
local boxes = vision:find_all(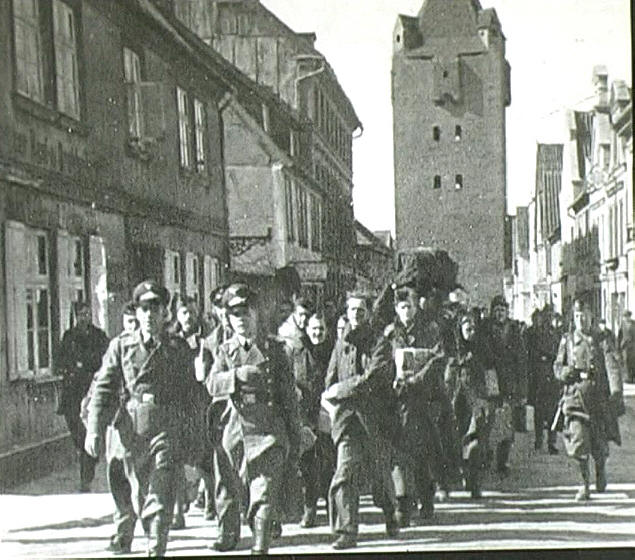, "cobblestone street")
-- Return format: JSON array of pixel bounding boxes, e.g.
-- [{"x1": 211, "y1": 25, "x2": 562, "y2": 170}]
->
[{"x1": 1, "y1": 387, "x2": 634, "y2": 558}]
